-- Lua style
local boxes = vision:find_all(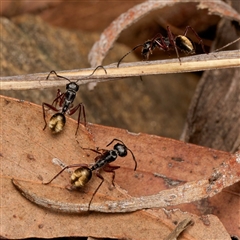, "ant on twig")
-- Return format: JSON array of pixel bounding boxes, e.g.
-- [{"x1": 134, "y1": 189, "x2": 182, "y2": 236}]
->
[
  {"x1": 43, "y1": 139, "x2": 137, "y2": 210},
  {"x1": 117, "y1": 26, "x2": 207, "y2": 67},
  {"x1": 42, "y1": 65, "x2": 107, "y2": 135}
]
